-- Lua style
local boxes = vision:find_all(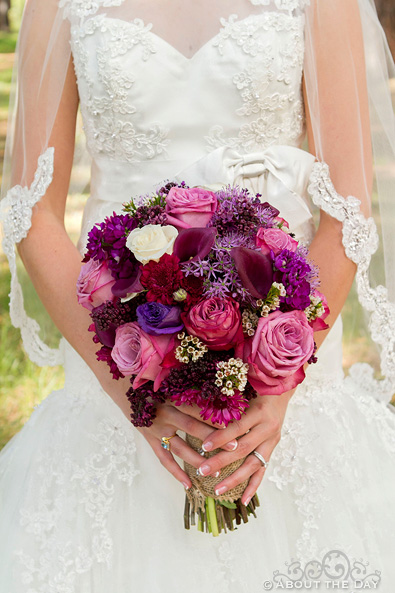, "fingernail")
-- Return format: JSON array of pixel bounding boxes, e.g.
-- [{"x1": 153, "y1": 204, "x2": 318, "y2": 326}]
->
[
  {"x1": 182, "y1": 481, "x2": 190, "y2": 490},
  {"x1": 215, "y1": 485, "x2": 228, "y2": 496},
  {"x1": 198, "y1": 464, "x2": 211, "y2": 476},
  {"x1": 243, "y1": 496, "x2": 251, "y2": 506},
  {"x1": 202, "y1": 441, "x2": 213, "y2": 452},
  {"x1": 225, "y1": 440, "x2": 238, "y2": 451},
  {"x1": 213, "y1": 471, "x2": 220, "y2": 478}
]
